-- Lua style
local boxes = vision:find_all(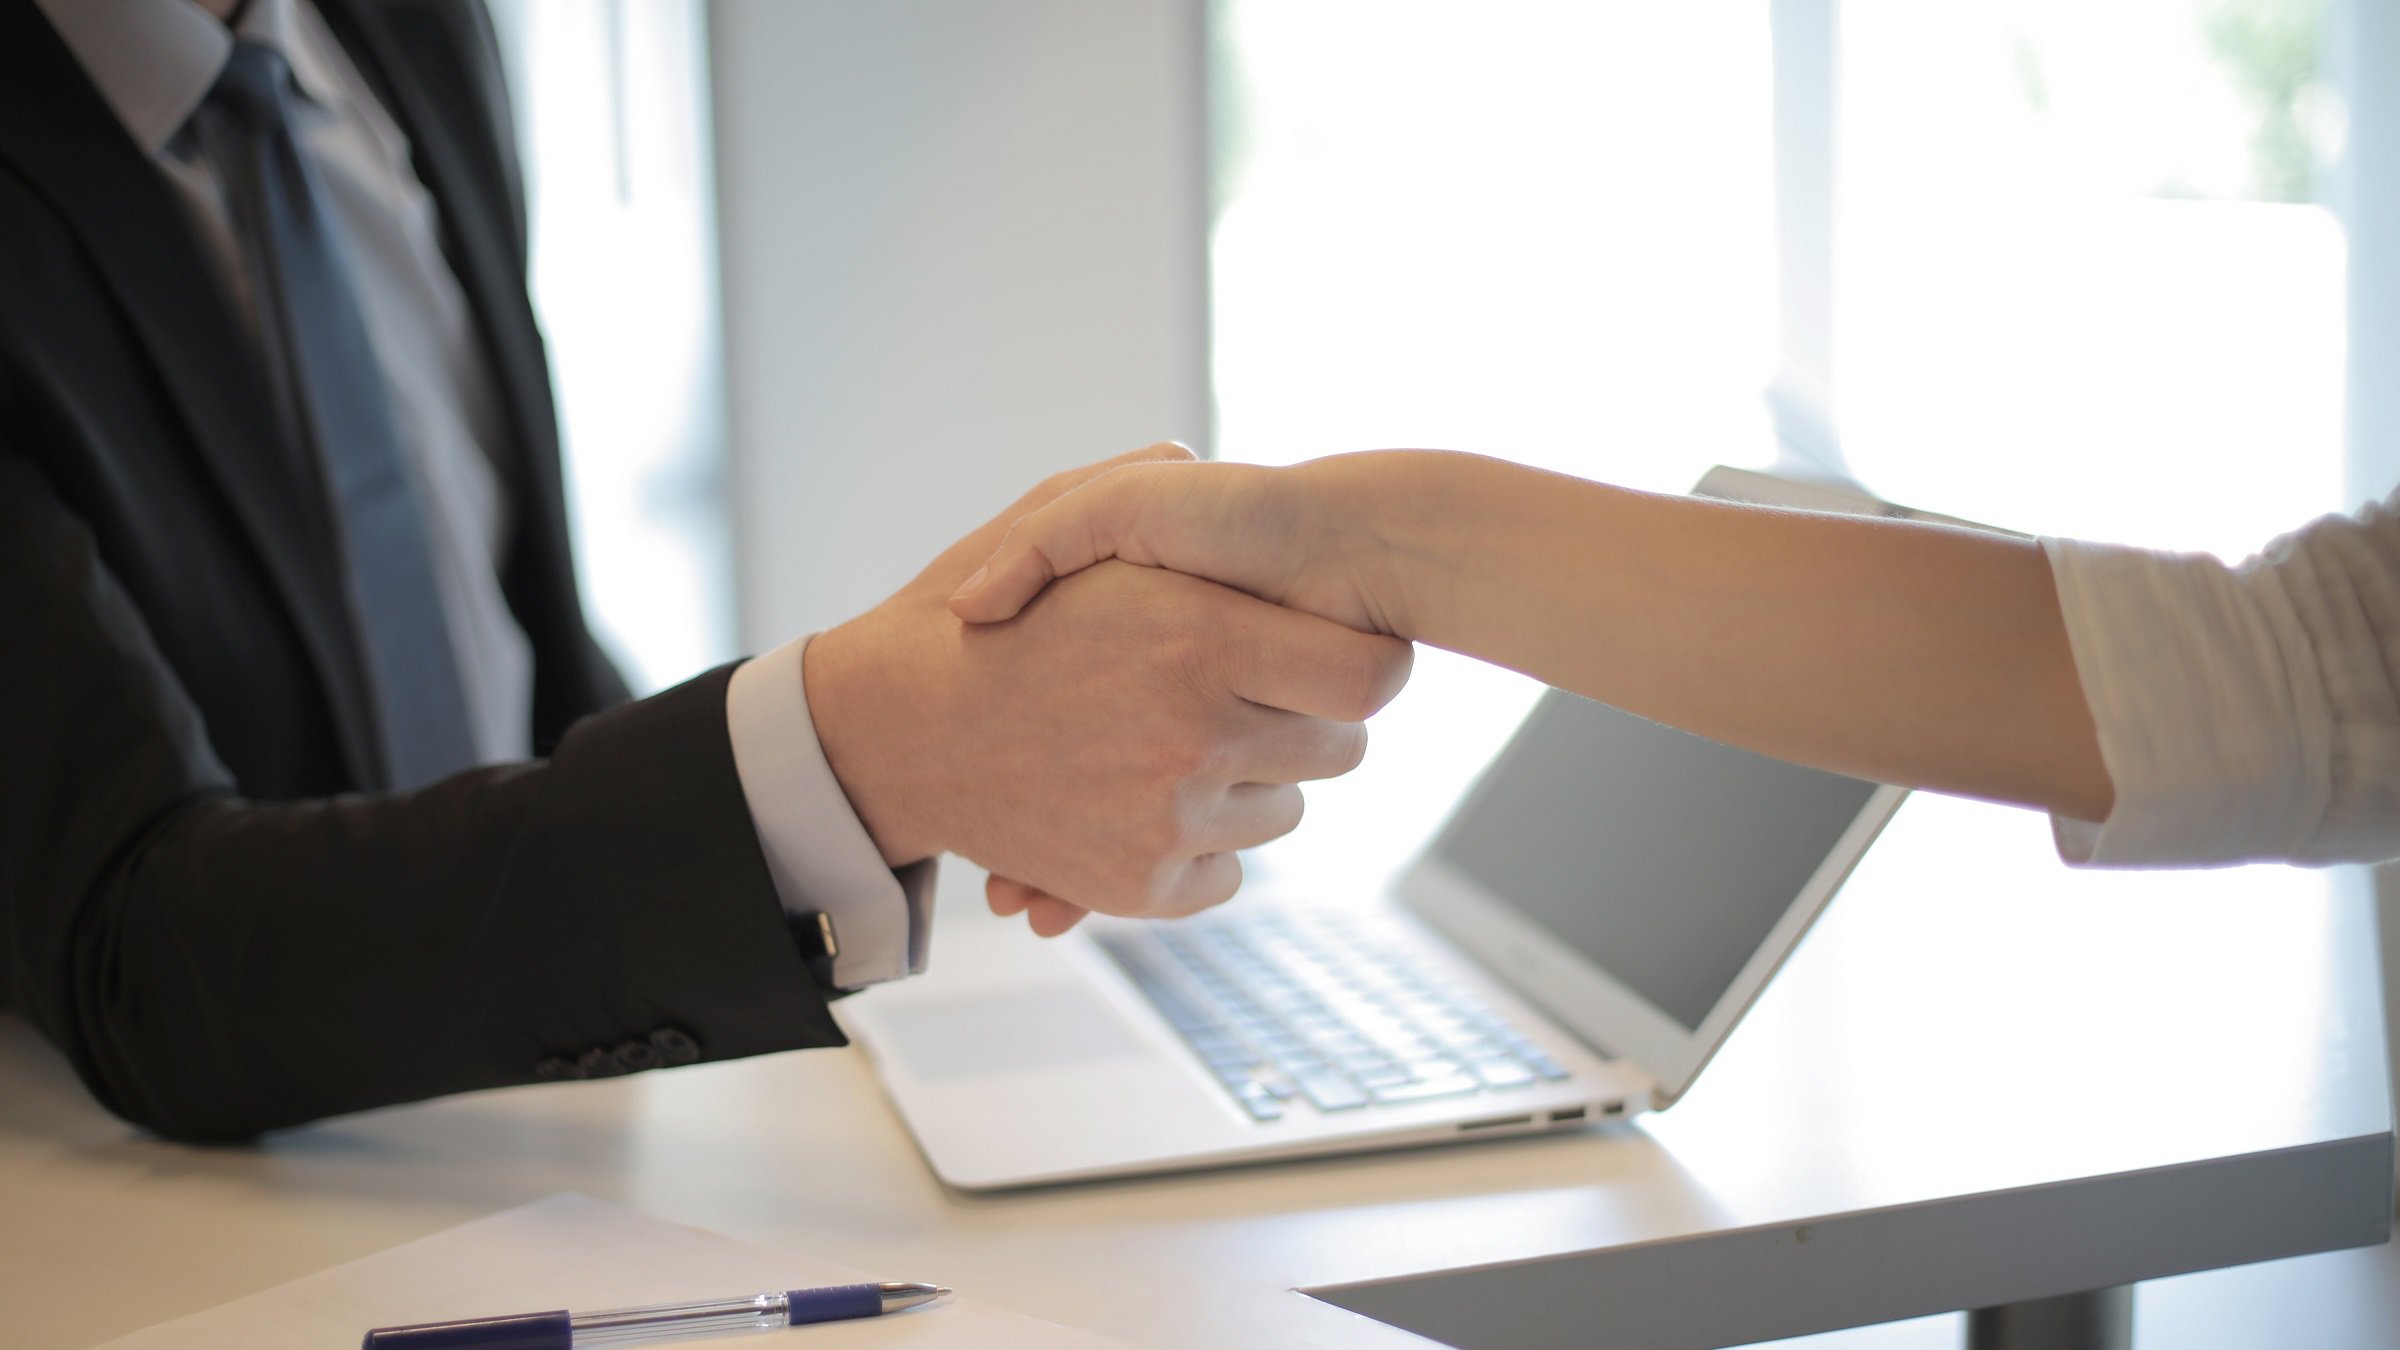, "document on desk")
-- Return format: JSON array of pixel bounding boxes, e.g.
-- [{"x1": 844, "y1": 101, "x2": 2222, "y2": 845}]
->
[{"x1": 91, "y1": 1192, "x2": 1126, "y2": 1350}]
